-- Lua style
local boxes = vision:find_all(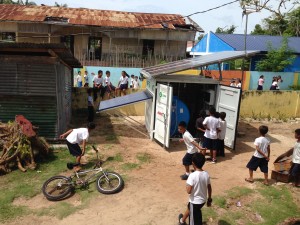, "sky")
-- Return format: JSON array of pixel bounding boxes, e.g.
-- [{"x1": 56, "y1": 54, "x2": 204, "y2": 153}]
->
[{"x1": 33, "y1": 0, "x2": 293, "y2": 34}]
